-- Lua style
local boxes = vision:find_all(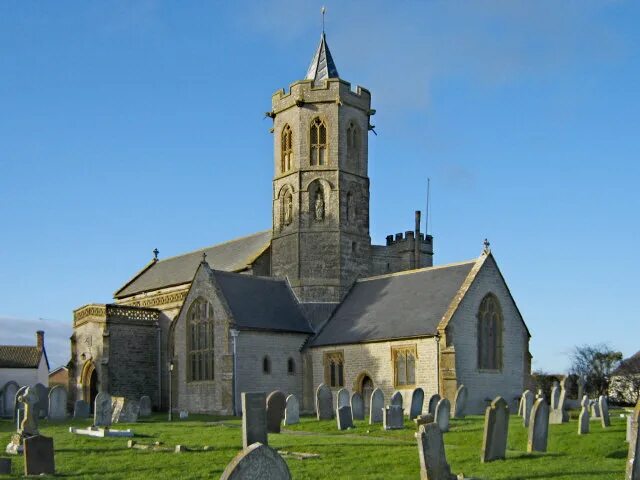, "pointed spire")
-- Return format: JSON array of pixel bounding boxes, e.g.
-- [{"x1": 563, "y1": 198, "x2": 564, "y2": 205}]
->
[{"x1": 305, "y1": 32, "x2": 339, "y2": 84}]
